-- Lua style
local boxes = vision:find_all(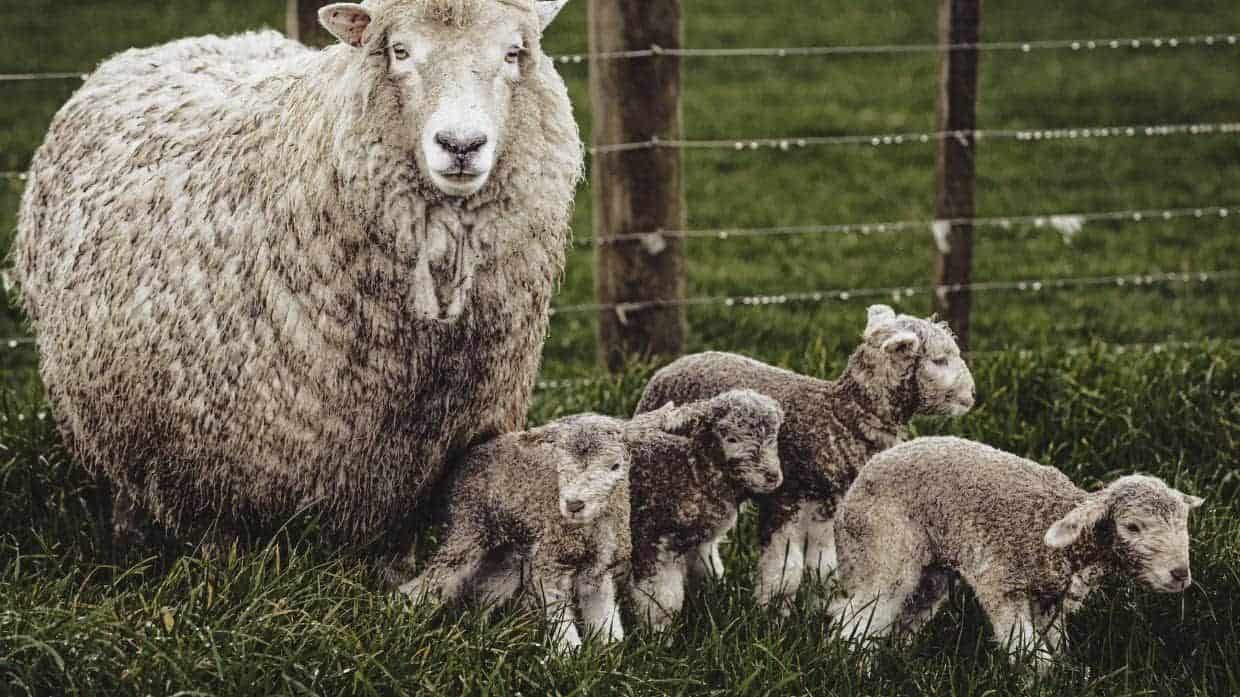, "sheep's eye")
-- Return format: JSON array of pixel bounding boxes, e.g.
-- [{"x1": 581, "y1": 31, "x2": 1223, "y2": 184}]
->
[
  {"x1": 505, "y1": 47, "x2": 523, "y2": 64},
  {"x1": 610, "y1": 461, "x2": 622, "y2": 472},
  {"x1": 392, "y1": 44, "x2": 410, "y2": 61},
  {"x1": 1125, "y1": 523, "x2": 1141, "y2": 534},
  {"x1": 932, "y1": 356, "x2": 950, "y2": 367}
]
